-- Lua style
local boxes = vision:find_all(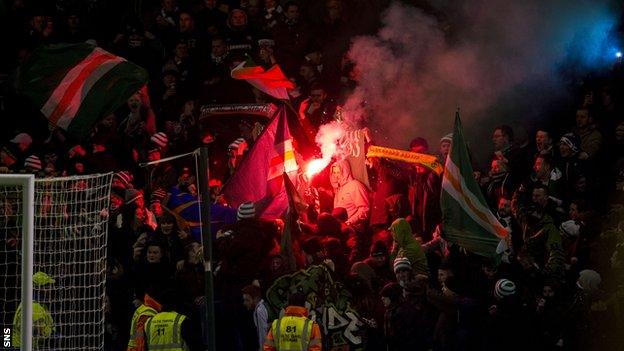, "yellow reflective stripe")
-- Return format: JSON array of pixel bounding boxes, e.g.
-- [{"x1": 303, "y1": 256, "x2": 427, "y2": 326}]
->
[
  {"x1": 149, "y1": 344, "x2": 184, "y2": 350},
  {"x1": 300, "y1": 319, "x2": 310, "y2": 351},
  {"x1": 130, "y1": 305, "x2": 157, "y2": 341},
  {"x1": 145, "y1": 312, "x2": 187, "y2": 351},
  {"x1": 274, "y1": 318, "x2": 282, "y2": 346},
  {"x1": 172, "y1": 313, "x2": 183, "y2": 345},
  {"x1": 144, "y1": 317, "x2": 152, "y2": 343},
  {"x1": 275, "y1": 316, "x2": 308, "y2": 351}
]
